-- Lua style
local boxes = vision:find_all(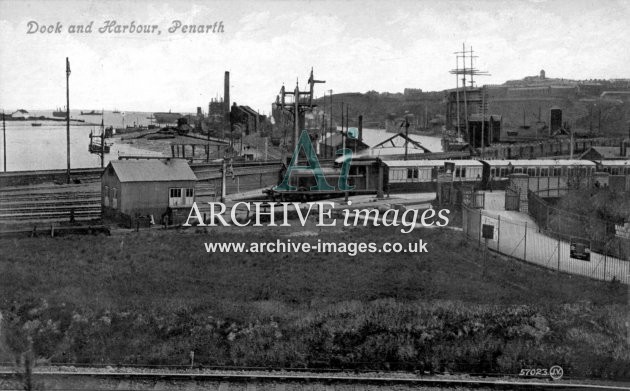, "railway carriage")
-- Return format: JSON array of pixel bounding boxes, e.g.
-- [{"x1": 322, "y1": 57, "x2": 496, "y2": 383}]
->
[
  {"x1": 265, "y1": 157, "x2": 630, "y2": 201},
  {"x1": 596, "y1": 160, "x2": 630, "y2": 175},
  {"x1": 481, "y1": 159, "x2": 596, "y2": 179},
  {"x1": 480, "y1": 159, "x2": 598, "y2": 191},
  {"x1": 594, "y1": 160, "x2": 630, "y2": 191},
  {"x1": 383, "y1": 159, "x2": 484, "y2": 192}
]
